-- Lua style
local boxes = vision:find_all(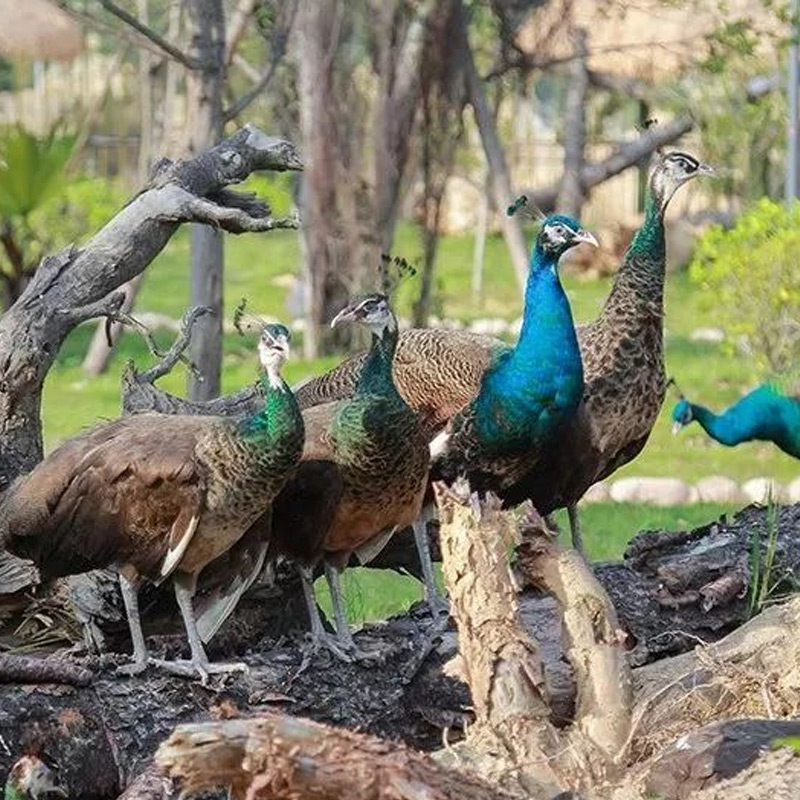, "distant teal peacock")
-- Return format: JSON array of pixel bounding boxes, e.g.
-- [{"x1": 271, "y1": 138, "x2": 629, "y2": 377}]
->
[
  {"x1": 432, "y1": 214, "x2": 597, "y2": 490},
  {"x1": 671, "y1": 380, "x2": 800, "y2": 459}
]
